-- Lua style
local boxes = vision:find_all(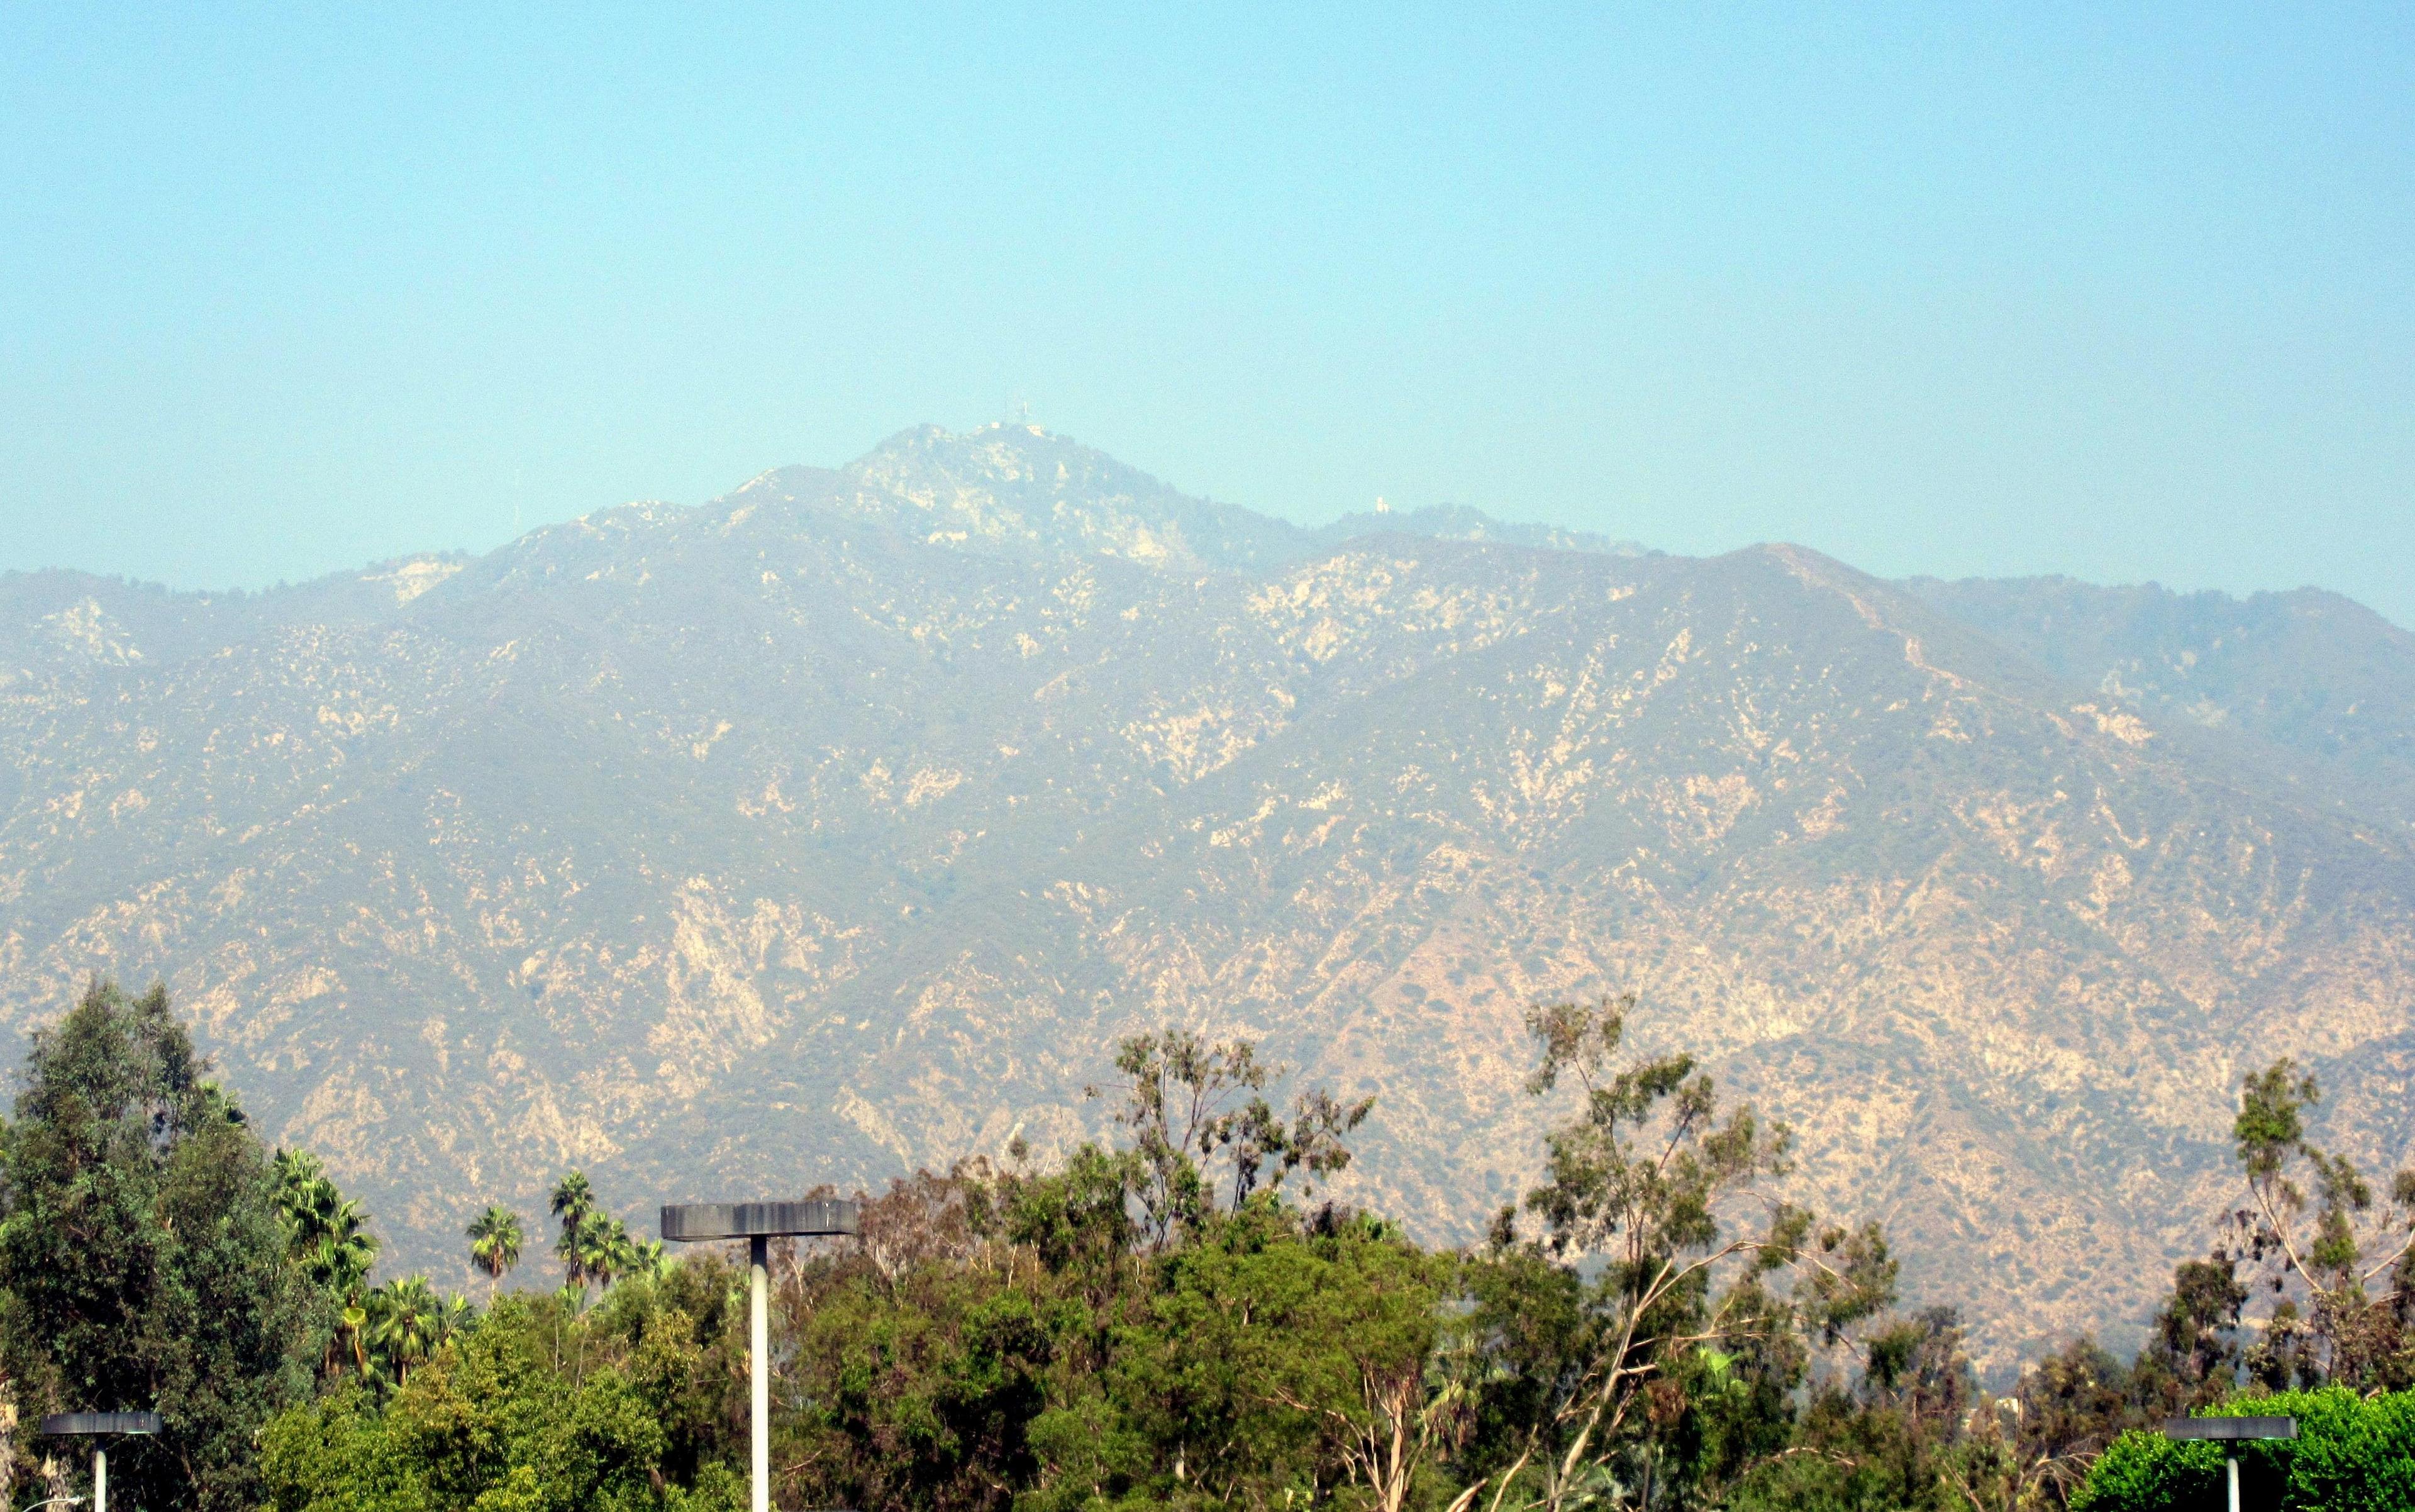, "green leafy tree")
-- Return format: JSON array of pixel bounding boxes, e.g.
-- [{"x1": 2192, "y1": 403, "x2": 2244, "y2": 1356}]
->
[
  {"x1": 0, "y1": 978, "x2": 322, "y2": 1512},
  {"x1": 262, "y1": 1273, "x2": 749, "y2": 1512},
  {"x1": 1126, "y1": 1204, "x2": 1470, "y2": 1512},
  {"x1": 782, "y1": 1172, "x2": 1087, "y2": 1512},
  {"x1": 775, "y1": 1038, "x2": 1391, "y2": 1512}
]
